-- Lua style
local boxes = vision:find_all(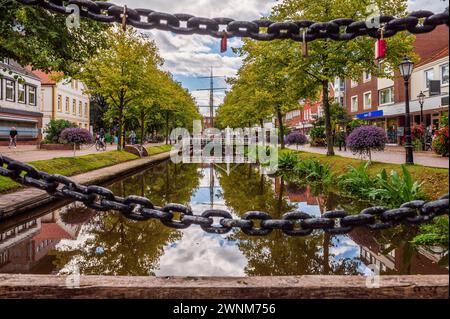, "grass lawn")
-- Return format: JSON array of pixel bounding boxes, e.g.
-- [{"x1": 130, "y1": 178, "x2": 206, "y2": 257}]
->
[
  {"x1": 0, "y1": 145, "x2": 173, "y2": 194},
  {"x1": 146, "y1": 144, "x2": 172, "y2": 155},
  {"x1": 285, "y1": 149, "x2": 449, "y2": 200}
]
